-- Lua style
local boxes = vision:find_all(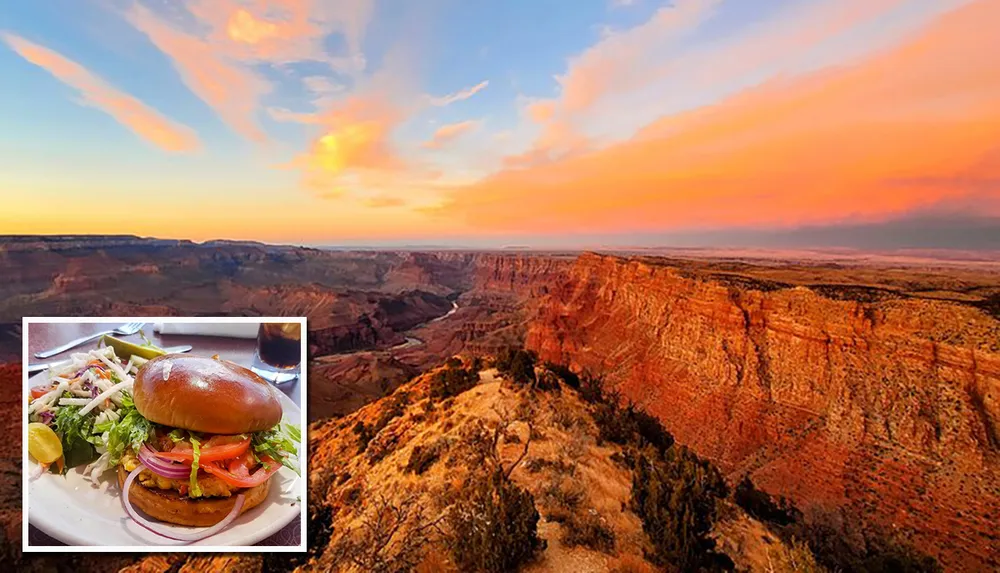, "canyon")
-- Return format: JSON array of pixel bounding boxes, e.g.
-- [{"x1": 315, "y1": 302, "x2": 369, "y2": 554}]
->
[{"x1": 1, "y1": 236, "x2": 999, "y2": 570}]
